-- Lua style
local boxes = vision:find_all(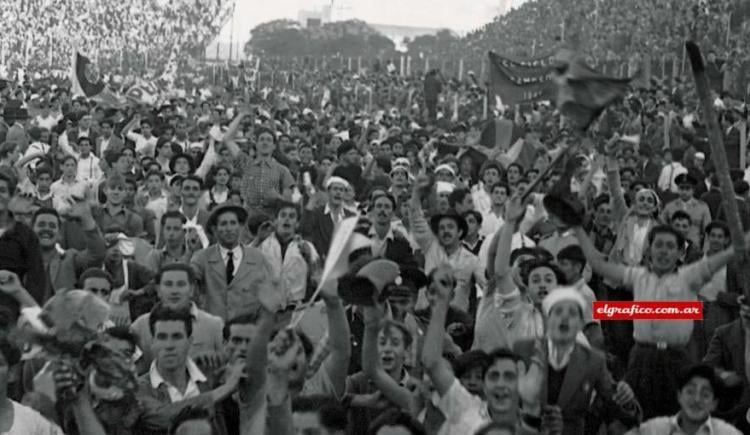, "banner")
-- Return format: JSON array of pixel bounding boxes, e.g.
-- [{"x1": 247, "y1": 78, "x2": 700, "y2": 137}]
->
[
  {"x1": 125, "y1": 80, "x2": 160, "y2": 105},
  {"x1": 487, "y1": 51, "x2": 555, "y2": 106},
  {"x1": 70, "y1": 51, "x2": 124, "y2": 107}
]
